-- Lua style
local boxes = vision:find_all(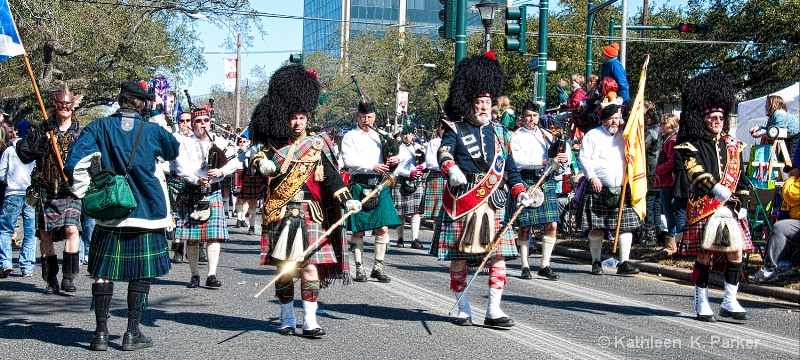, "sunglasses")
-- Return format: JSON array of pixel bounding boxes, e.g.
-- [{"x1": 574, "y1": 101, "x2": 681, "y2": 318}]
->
[
  {"x1": 179, "y1": 119, "x2": 192, "y2": 123},
  {"x1": 705, "y1": 116, "x2": 724, "y2": 123},
  {"x1": 194, "y1": 118, "x2": 211, "y2": 124}
]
